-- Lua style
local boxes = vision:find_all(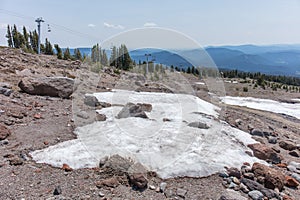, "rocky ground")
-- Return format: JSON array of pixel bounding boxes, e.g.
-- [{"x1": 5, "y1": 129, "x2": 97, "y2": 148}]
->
[{"x1": 0, "y1": 47, "x2": 300, "y2": 199}]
